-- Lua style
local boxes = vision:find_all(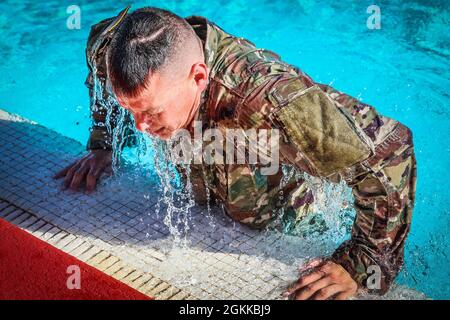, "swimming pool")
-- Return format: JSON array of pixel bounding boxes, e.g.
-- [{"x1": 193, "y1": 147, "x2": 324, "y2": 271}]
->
[{"x1": 0, "y1": 0, "x2": 448, "y2": 299}]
